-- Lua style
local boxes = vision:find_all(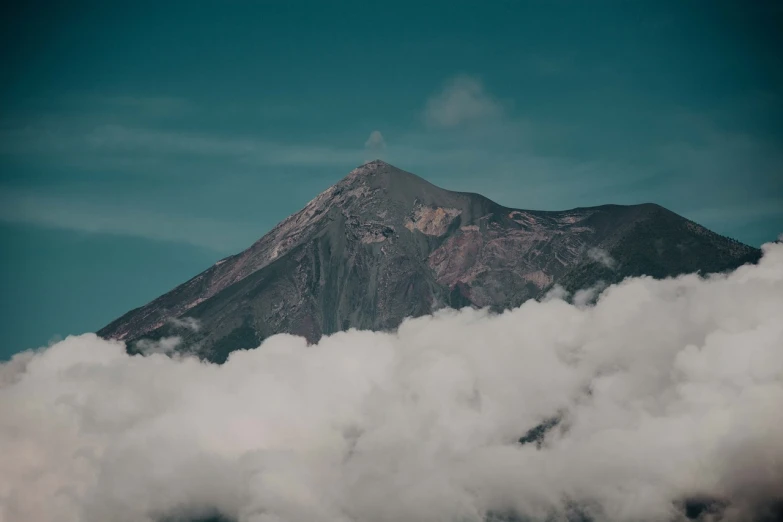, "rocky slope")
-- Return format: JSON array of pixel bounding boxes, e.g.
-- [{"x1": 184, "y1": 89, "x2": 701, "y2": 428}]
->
[{"x1": 99, "y1": 160, "x2": 760, "y2": 362}]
